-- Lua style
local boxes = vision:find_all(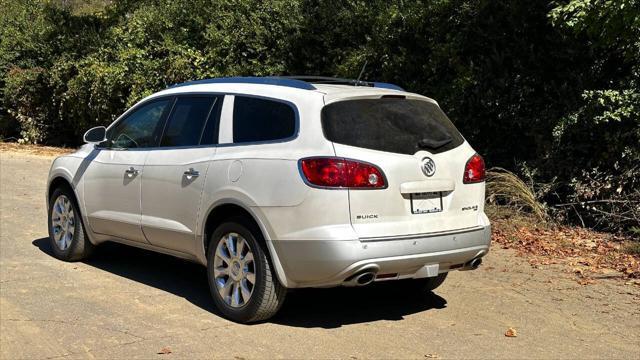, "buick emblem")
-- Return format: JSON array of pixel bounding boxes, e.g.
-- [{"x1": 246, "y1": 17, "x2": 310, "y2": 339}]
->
[{"x1": 421, "y1": 157, "x2": 436, "y2": 177}]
